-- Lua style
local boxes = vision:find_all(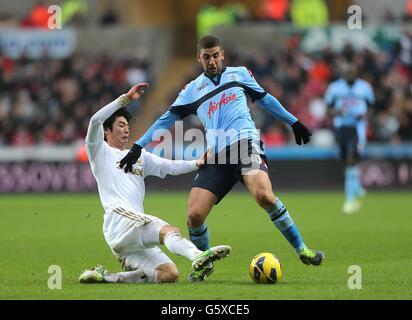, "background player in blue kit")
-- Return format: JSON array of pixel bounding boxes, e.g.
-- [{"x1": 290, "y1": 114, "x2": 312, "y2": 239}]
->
[
  {"x1": 120, "y1": 35, "x2": 325, "y2": 281},
  {"x1": 325, "y1": 63, "x2": 375, "y2": 214}
]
